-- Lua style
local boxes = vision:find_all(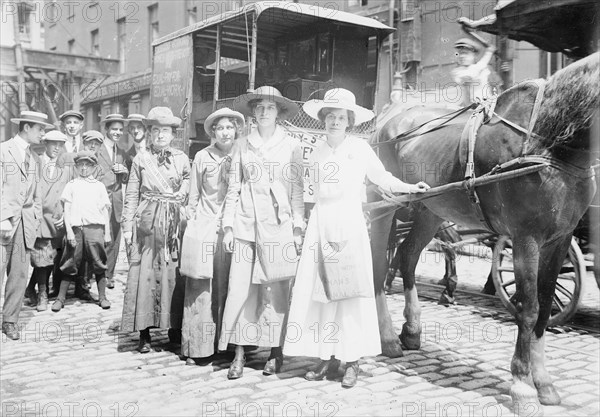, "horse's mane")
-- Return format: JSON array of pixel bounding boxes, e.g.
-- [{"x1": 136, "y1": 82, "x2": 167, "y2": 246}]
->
[{"x1": 535, "y1": 52, "x2": 599, "y2": 149}]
